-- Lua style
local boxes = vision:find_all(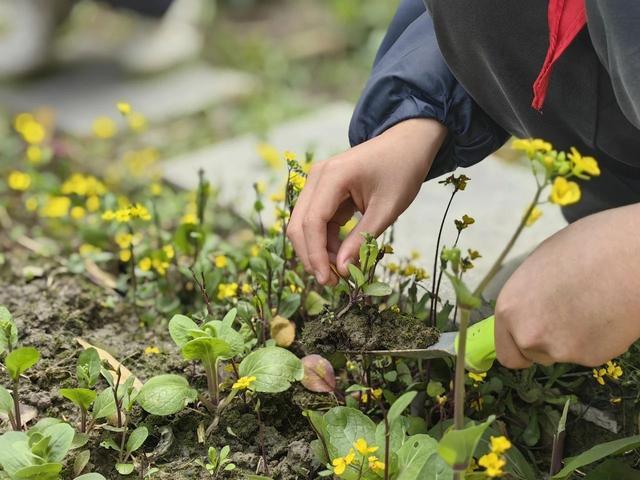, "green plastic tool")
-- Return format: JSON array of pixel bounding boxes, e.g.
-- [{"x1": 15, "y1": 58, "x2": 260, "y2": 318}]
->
[{"x1": 342, "y1": 315, "x2": 496, "y2": 373}]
